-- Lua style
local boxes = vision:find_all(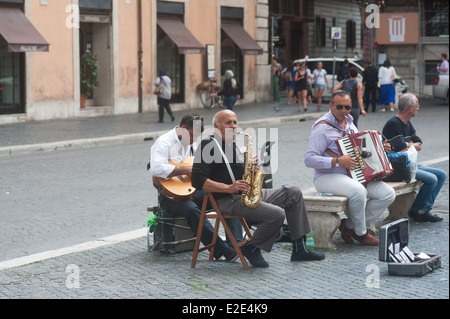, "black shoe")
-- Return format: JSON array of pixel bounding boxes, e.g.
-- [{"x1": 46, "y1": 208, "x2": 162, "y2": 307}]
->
[
  {"x1": 291, "y1": 237, "x2": 325, "y2": 261},
  {"x1": 240, "y1": 242, "x2": 269, "y2": 268},
  {"x1": 413, "y1": 211, "x2": 443, "y2": 223},
  {"x1": 408, "y1": 209, "x2": 417, "y2": 219},
  {"x1": 223, "y1": 247, "x2": 239, "y2": 263},
  {"x1": 291, "y1": 250, "x2": 325, "y2": 261},
  {"x1": 171, "y1": 115, "x2": 175, "y2": 122}
]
